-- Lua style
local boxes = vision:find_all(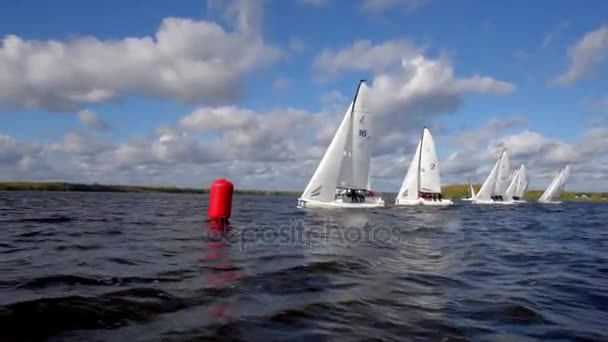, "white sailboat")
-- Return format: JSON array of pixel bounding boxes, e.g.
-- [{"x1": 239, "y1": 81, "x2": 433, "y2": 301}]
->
[
  {"x1": 461, "y1": 177, "x2": 474, "y2": 201},
  {"x1": 395, "y1": 128, "x2": 454, "y2": 206},
  {"x1": 513, "y1": 164, "x2": 528, "y2": 203},
  {"x1": 297, "y1": 80, "x2": 385, "y2": 209},
  {"x1": 472, "y1": 149, "x2": 514, "y2": 205},
  {"x1": 538, "y1": 165, "x2": 570, "y2": 204}
]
